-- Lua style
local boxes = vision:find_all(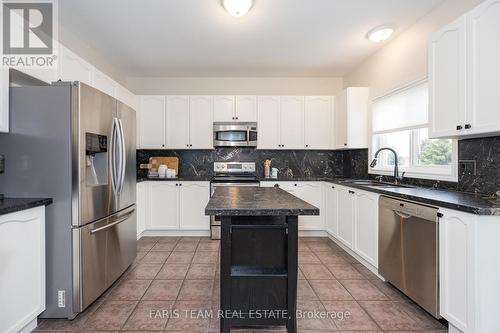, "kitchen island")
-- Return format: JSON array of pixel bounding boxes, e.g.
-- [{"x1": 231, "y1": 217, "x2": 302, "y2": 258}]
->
[{"x1": 205, "y1": 187, "x2": 319, "y2": 333}]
